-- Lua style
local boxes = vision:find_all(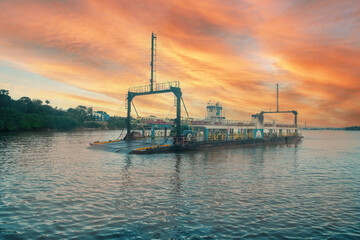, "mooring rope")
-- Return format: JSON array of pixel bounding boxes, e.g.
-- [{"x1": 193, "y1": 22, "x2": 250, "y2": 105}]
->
[{"x1": 181, "y1": 97, "x2": 195, "y2": 135}]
